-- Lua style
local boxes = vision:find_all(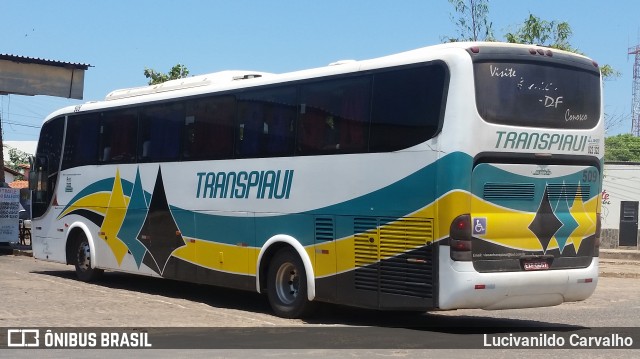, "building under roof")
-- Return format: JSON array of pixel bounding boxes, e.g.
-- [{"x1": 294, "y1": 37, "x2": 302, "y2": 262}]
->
[
  {"x1": 0, "y1": 53, "x2": 90, "y2": 99},
  {"x1": 0, "y1": 53, "x2": 91, "y2": 184}
]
